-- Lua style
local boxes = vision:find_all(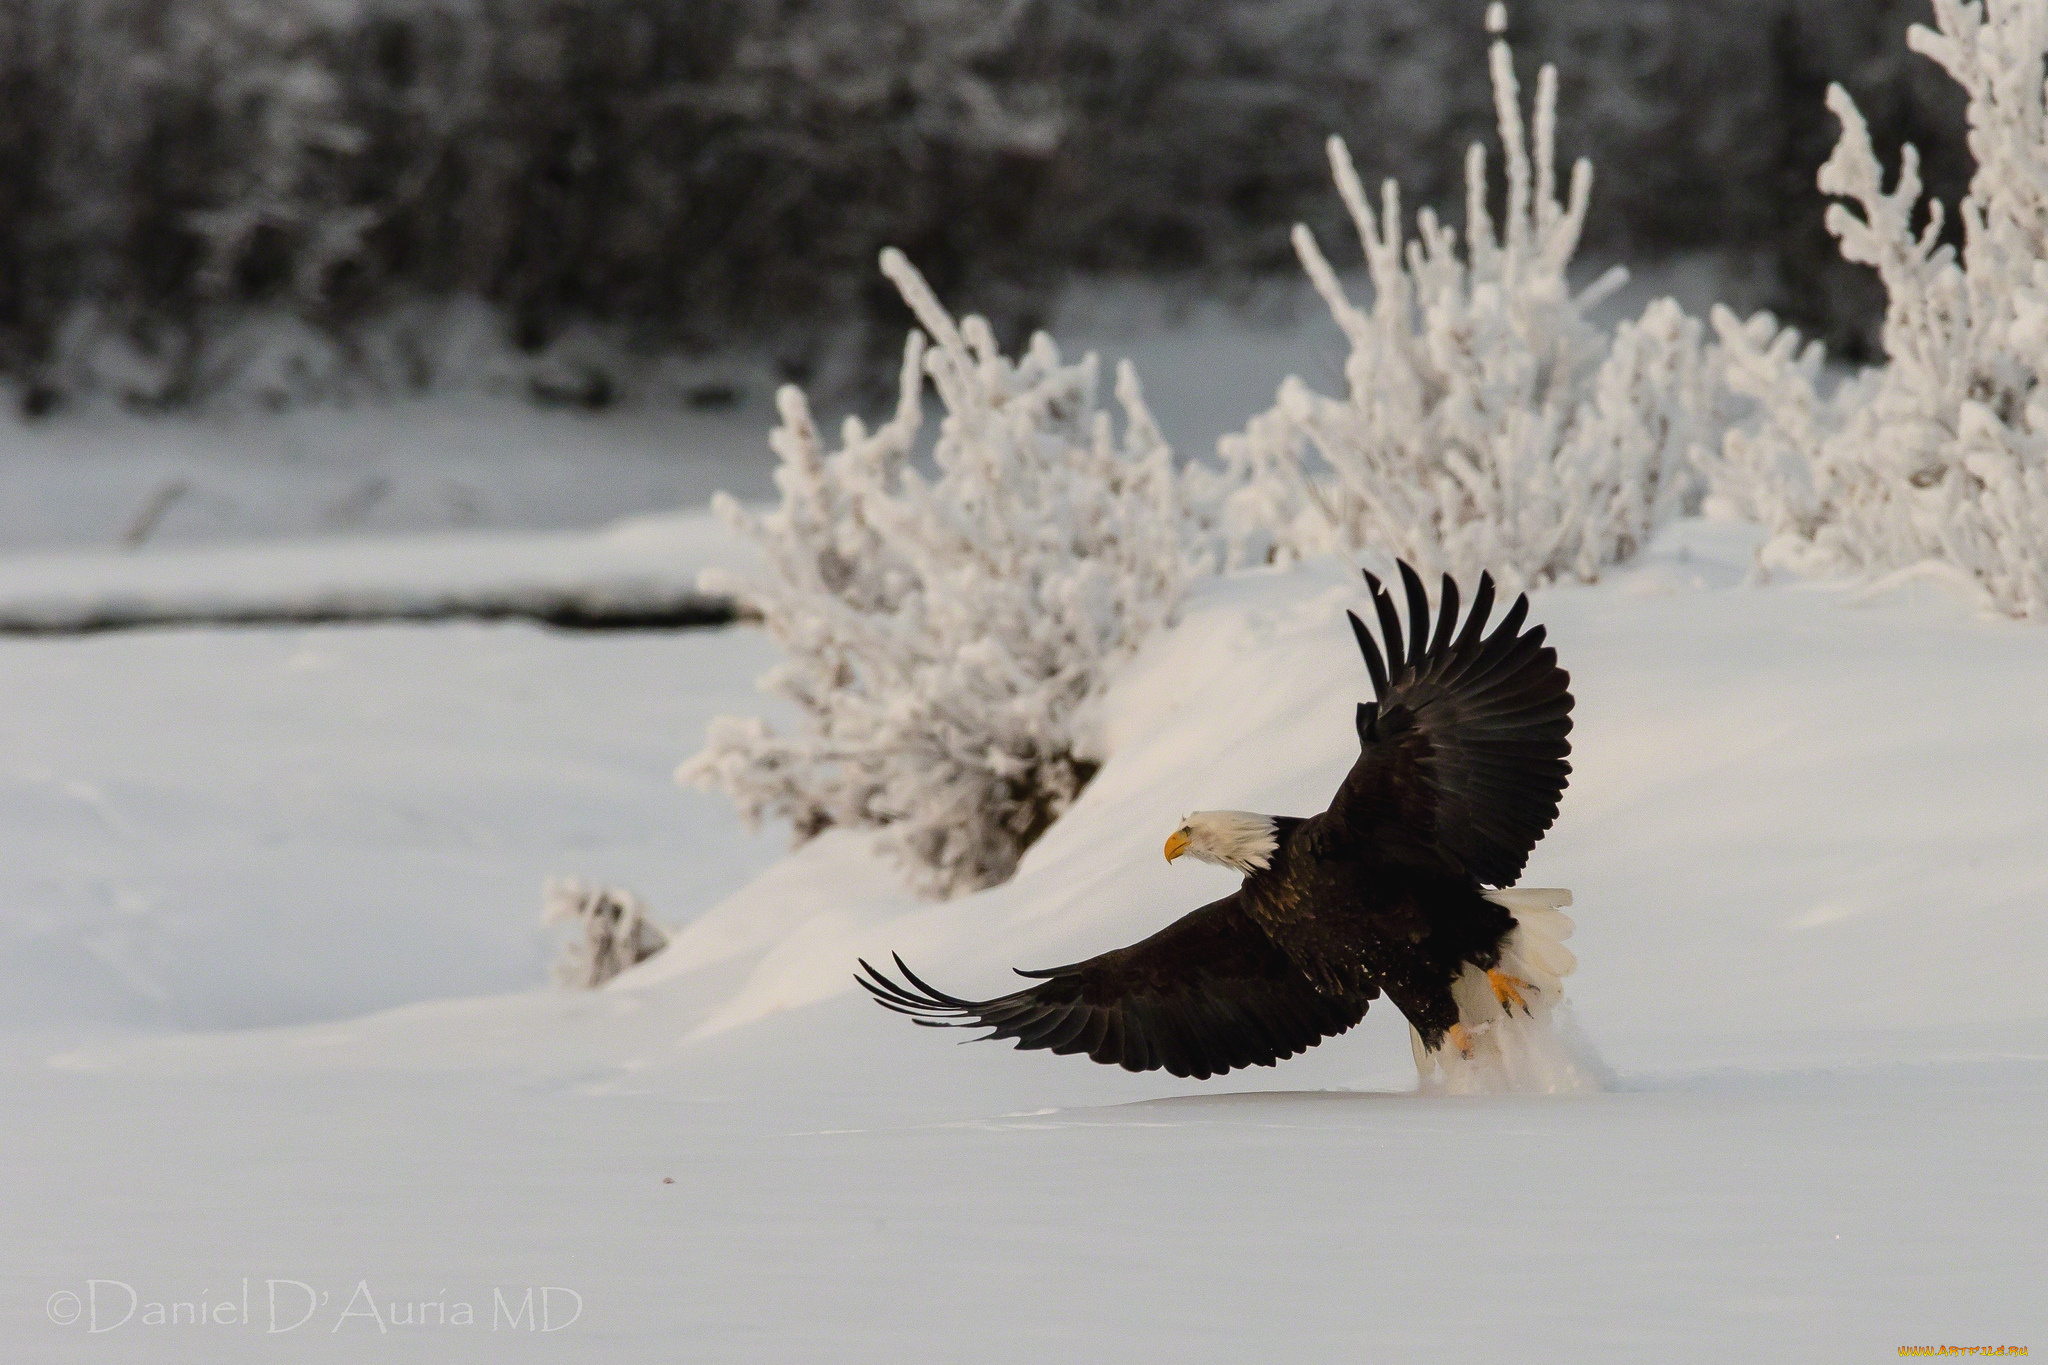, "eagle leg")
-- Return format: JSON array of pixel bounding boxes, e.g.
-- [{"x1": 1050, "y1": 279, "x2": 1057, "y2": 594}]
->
[
  {"x1": 1445, "y1": 1022, "x2": 1475, "y2": 1059},
  {"x1": 1488, "y1": 969, "x2": 1533, "y2": 1016}
]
